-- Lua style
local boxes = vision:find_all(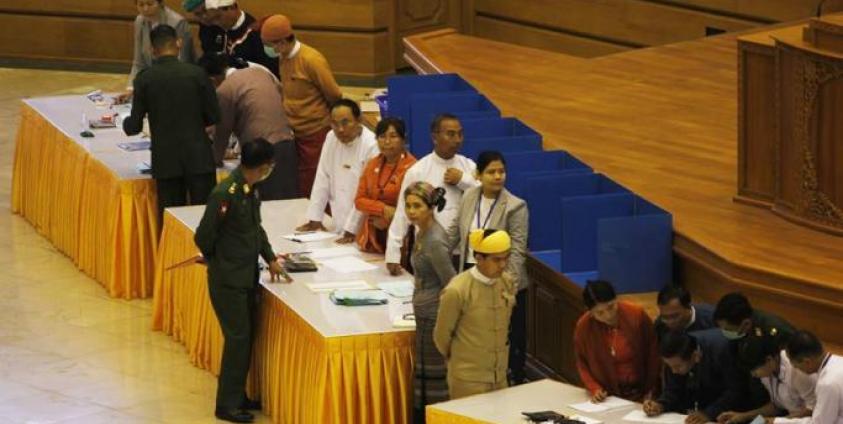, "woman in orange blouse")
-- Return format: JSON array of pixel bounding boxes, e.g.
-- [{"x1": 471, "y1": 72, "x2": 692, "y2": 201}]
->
[
  {"x1": 354, "y1": 117, "x2": 417, "y2": 253},
  {"x1": 573, "y1": 280, "x2": 661, "y2": 403}
]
